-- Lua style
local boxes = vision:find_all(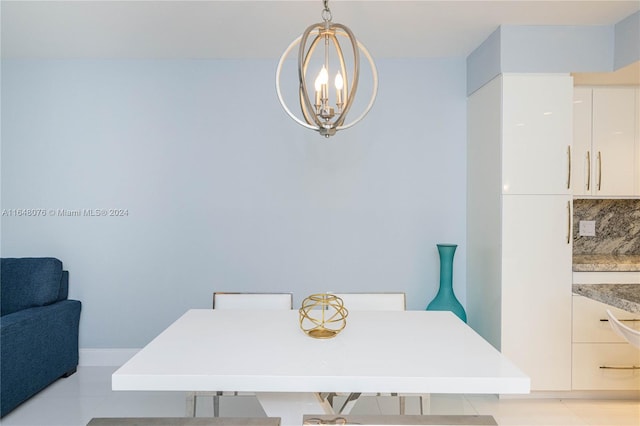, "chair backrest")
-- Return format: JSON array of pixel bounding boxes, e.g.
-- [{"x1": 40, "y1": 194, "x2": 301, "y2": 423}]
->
[
  {"x1": 331, "y1": 292, "x2": 406, "y2": 311},
  {"x1": 213, "y1": 292, "x2": 293, "y2": 310},
  {"x1": 607, "y1": 309, "x2": 640, "y2": 349}
]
